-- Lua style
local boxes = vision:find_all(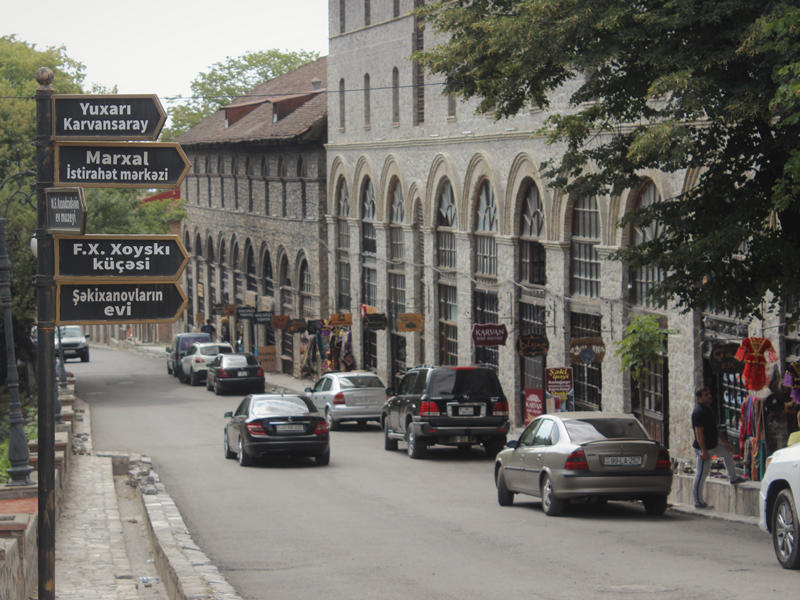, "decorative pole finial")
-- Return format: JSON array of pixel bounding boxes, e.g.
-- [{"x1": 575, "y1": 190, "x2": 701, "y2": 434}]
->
[{"x1": 36, "y1": 67, "x2": 54, "y2": 89}]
